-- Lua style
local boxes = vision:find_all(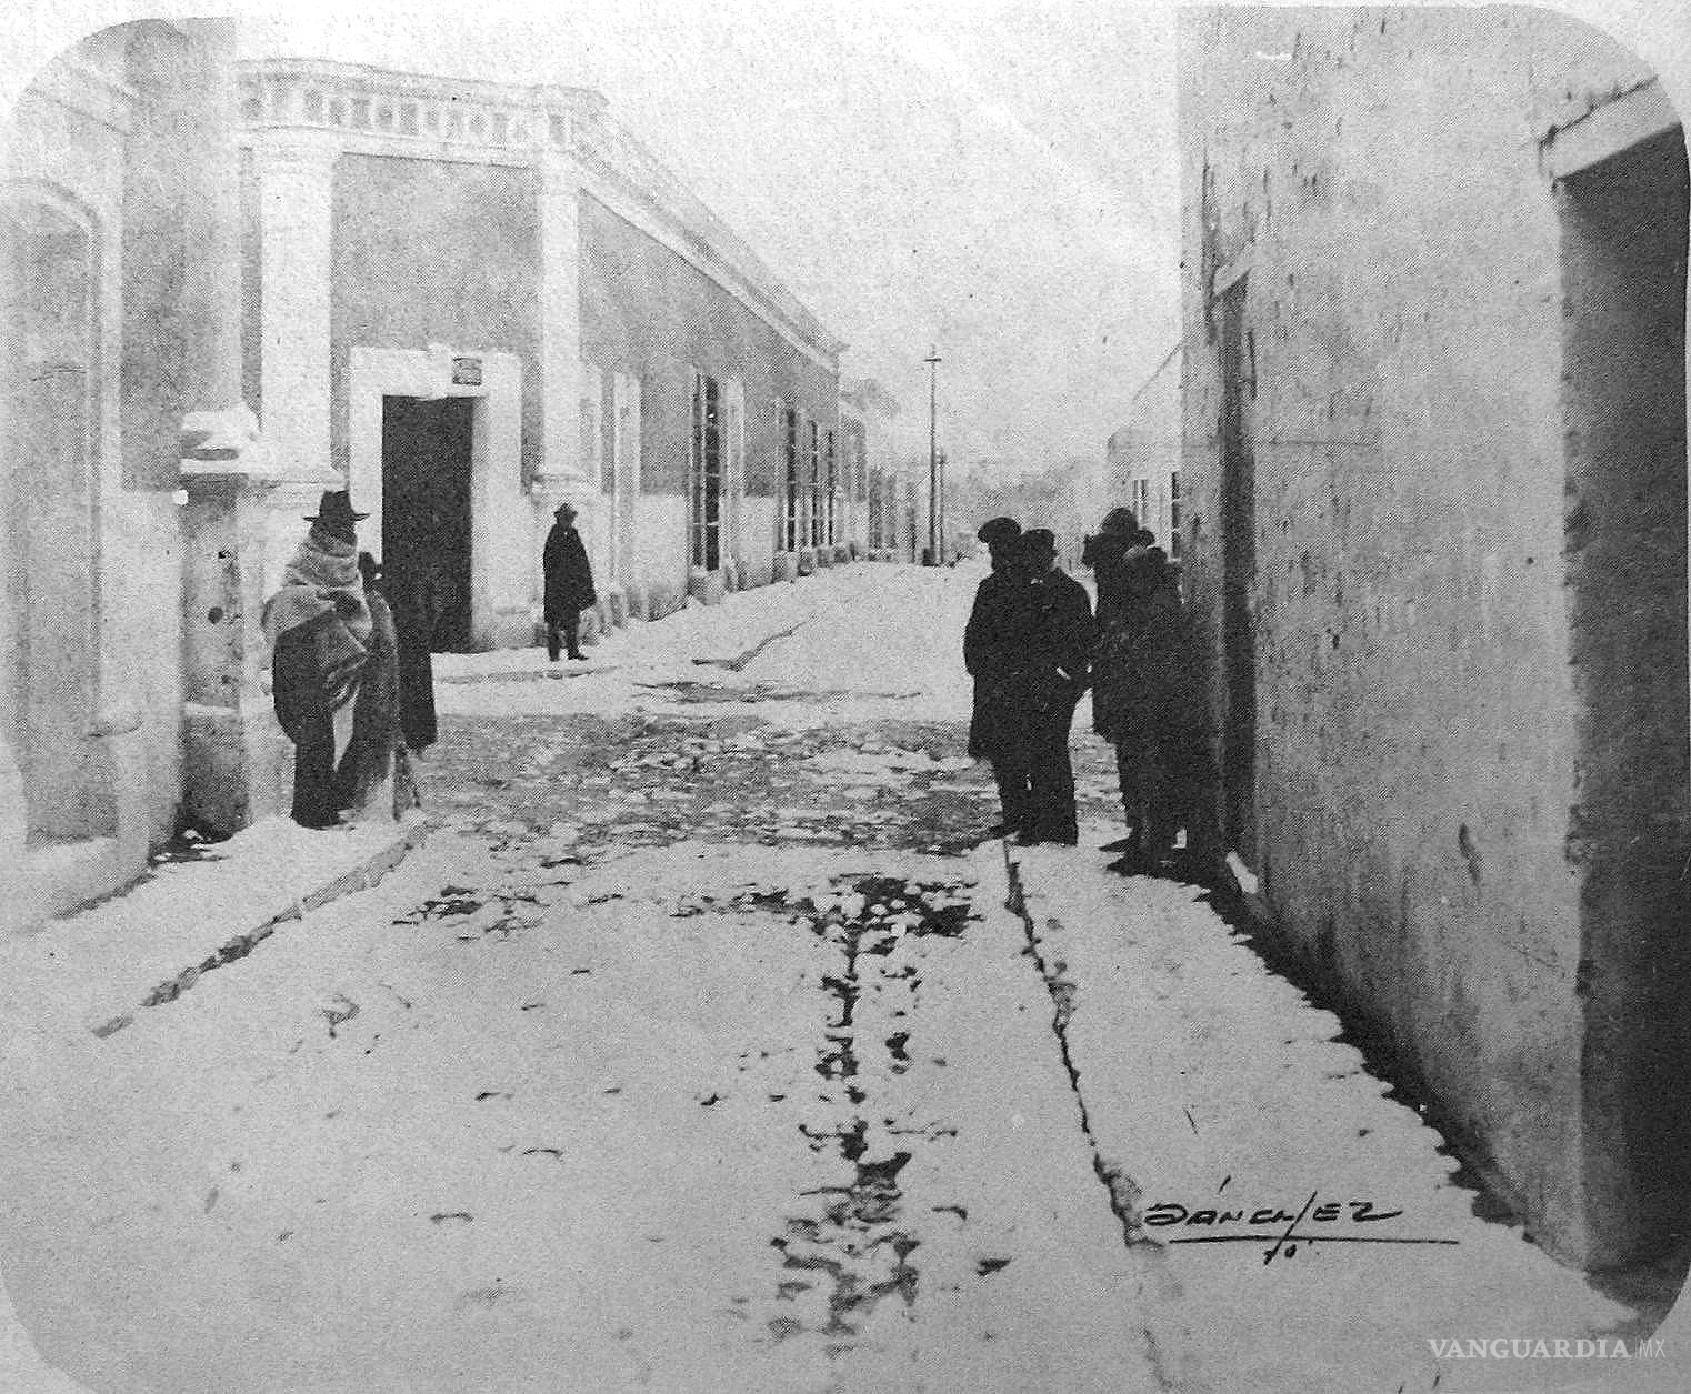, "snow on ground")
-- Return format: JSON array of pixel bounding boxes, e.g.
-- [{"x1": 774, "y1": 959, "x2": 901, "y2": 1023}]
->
[
  {"x1": 432, "y1": 562, "x2": 978, "y2": 727},
  {"x1": 0, "y1": 816, "x2": 424, "y2": 1041},
  {"x1": 1014, "y1": 825, "x2": 1639, "y2": 1393},
  {"x1": 4, "y1": 557, "x2": 1682, "y2": 1393}
]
